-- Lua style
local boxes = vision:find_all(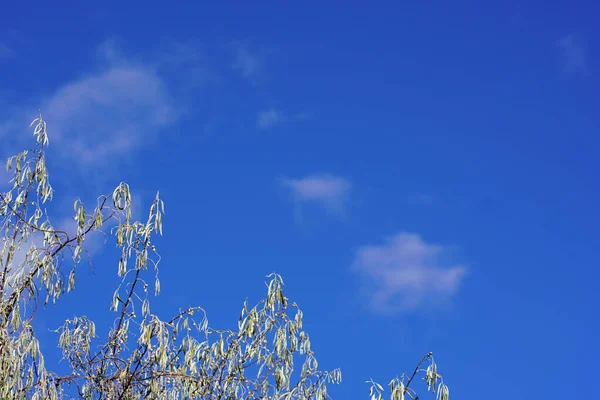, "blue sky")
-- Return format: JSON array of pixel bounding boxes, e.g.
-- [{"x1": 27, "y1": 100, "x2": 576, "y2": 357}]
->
[{"x1": 1, "y1": 1, "x2": 599, "y2": 398}]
